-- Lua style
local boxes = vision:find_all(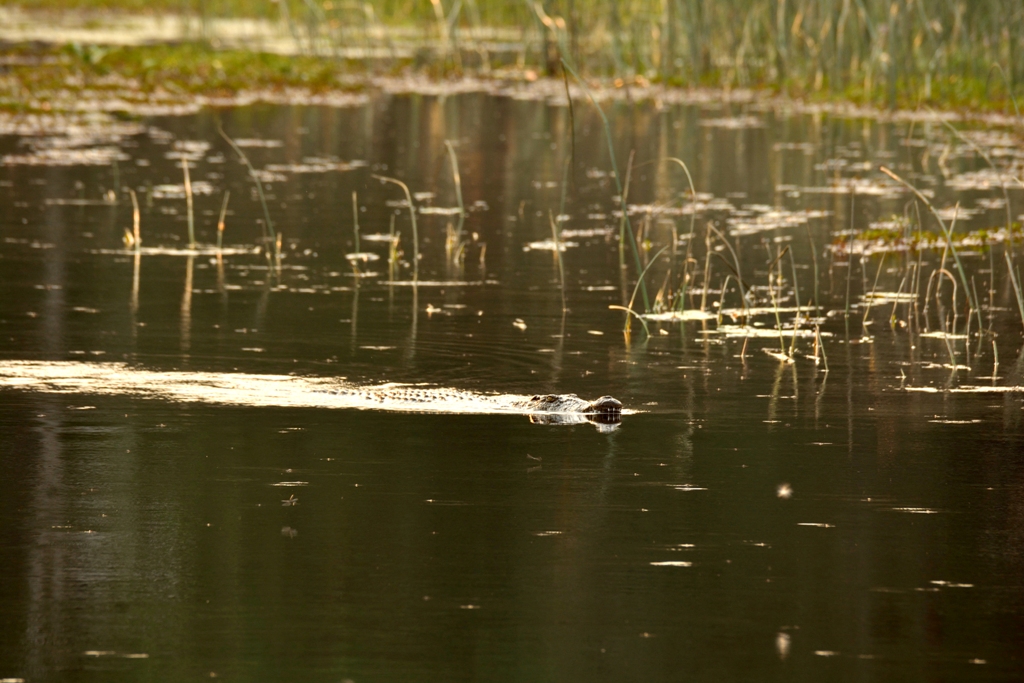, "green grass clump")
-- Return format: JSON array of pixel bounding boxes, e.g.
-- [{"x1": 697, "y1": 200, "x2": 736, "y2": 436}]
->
[
  {"x1": 0, "y1": 41, "x2": 362, "y2": 110},
  {"x1": 71, "y1": 42, "x2": 359, "y2": 92}
]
